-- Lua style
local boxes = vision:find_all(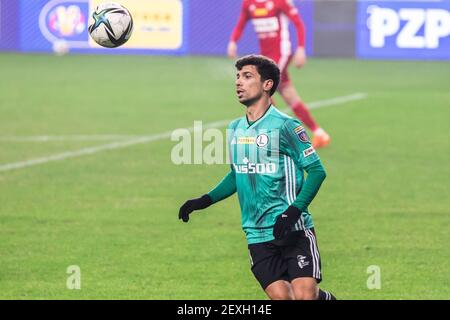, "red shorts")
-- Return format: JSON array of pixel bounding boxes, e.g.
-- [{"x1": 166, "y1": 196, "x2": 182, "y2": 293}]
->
[{"x1": 270, "y1": 54, "x2": 293, "y2": 89}]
